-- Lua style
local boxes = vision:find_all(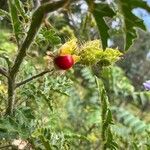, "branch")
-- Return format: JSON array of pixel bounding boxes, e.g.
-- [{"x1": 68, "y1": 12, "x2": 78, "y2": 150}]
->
[
  {"x1": 10, "y1": 0, "x2": 68, "y2": 78},
  {"x1": 0, "y1": 145, "x2": 12, "y2": 149},
  {"x1": 0, "y1": 67, "x2": 8, "y2": 78},
  {"x1": 16, "y1": 69, "x2": 54, "y2": 88}
]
